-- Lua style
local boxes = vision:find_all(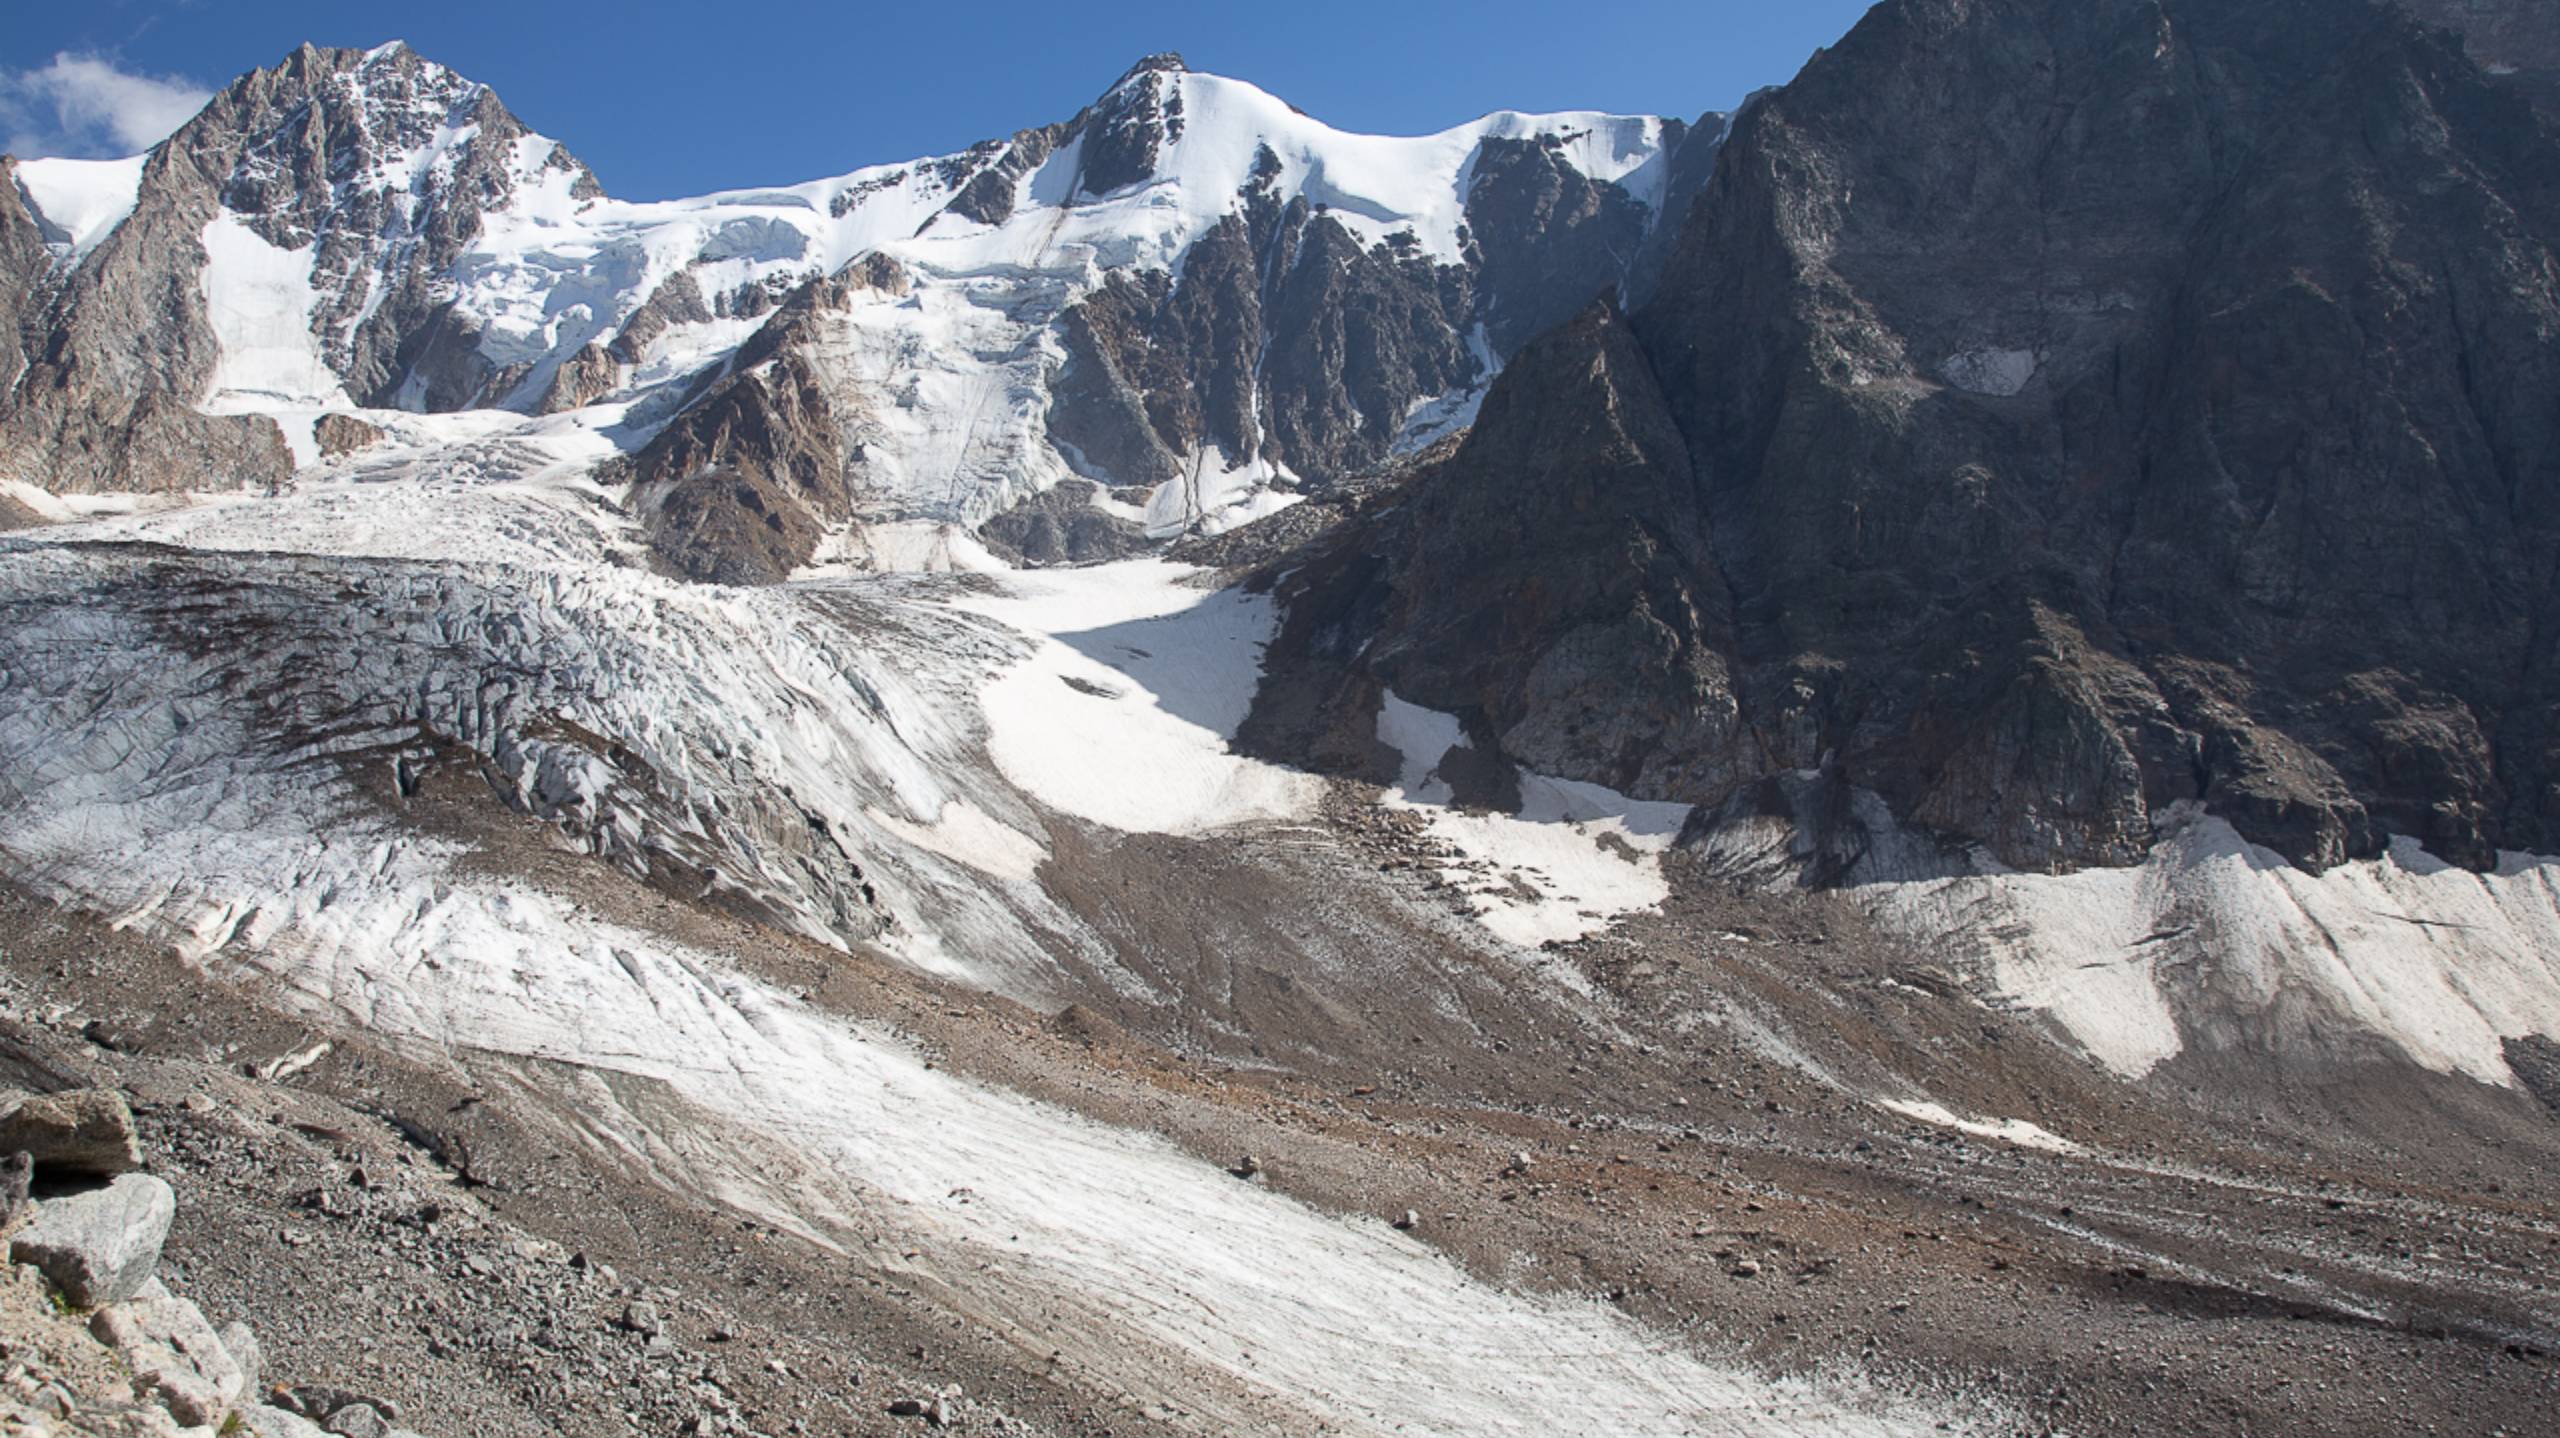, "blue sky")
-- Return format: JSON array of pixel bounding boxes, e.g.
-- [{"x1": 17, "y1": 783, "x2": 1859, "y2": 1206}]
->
[{"x1": 3, "y1": 0, "x2": 1875, "y2": 199}]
